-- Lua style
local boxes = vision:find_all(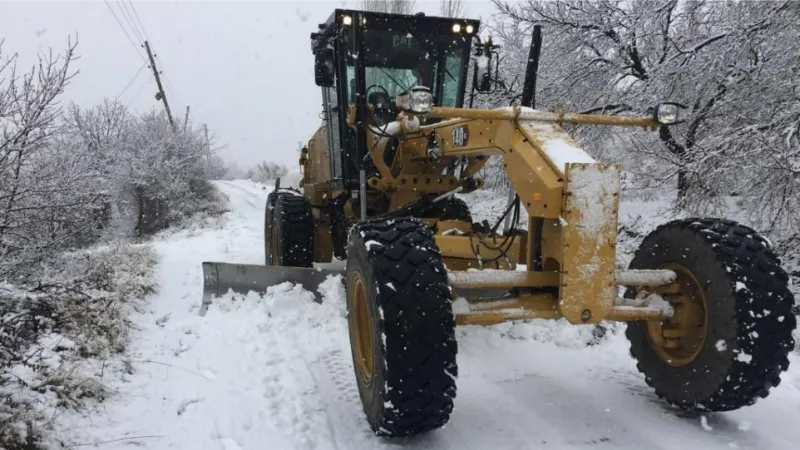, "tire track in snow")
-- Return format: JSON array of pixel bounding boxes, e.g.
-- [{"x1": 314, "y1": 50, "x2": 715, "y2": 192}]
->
[
  {"x1": 492, "y1": 372, "x2": 659, "y2": 449},
  {"x1": 257, "y1": 315, "x2": 333, "y2": 450},
  {"x1": 214, "y1": 180, "x2": 267, "y2": 214},
  {"x1": 599, "y1": 367, "x2": 780, "y2": 450},
  {"x1": 308, "y1": 349, "x2": 373, "y2": 449},
  {"x1": 211, "y1": 180, "x2": 270, "y2": 263}
]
